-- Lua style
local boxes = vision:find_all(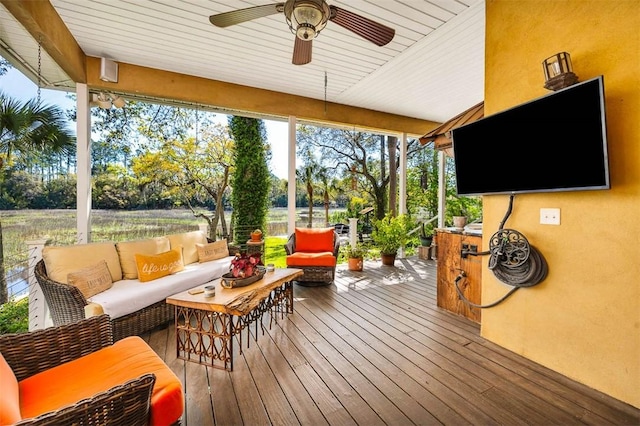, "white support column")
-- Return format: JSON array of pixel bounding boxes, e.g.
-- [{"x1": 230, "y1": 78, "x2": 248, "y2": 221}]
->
[
  {"x1": 399, "y1": 132, "x2": 408, "y2": 215},
  {"x1": 349, "y1": 218, "x2": 358, "y2": 248},
  {"x1": 398, "y1": 132, "x2": 408, "y2": 258},
  {"x1": 287, "y1": 116, "x2": 297, "y2": 235},
  {"x1": 27, "y1": 239, "x2": 52, "y2": 331},
  {"x1": 76, "y1": 83, "x2": 92, "y2": 243},
  {"x1": 438, "y1": 150, "x2": 447, "y2": 228}
]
